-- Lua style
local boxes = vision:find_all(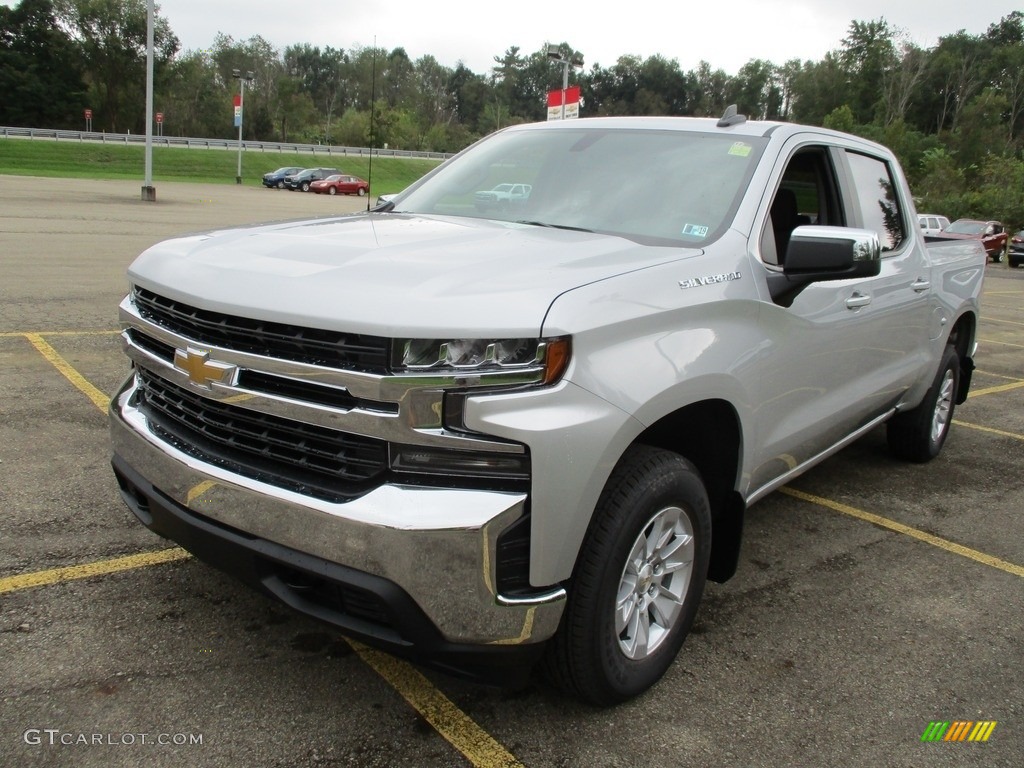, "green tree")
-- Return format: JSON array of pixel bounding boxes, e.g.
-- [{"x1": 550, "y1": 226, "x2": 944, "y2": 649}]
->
[
  {"x1": 917, "y1": 31, "x2": 989, "y2": 133},
  {"x1": 839, "y1": 19, "x2": 898, "y2": 123},
  {"x1": 284, "y1": 43, "x2": 349, "y2": 142},
  {"x1": 161, "y1": 48, "x2": 222, "y2": 137},
  {"x1": 687, "y1": 60, "x2": 730, "y2": 117},
  {"x1": 790, "y1": 53, "x2": 850, "y2": 124},
  {"x1": 0, "y1": 0, "x2": 87, "y2": 127},
  {"x1": 727, "y1": 59, "x2": 780, "y2": 119},
  {"x1": 449, "y1": 62, "x2": 488, "y2": 132},
  {"x1": 823, "y1": 104, "x2": 856, "y2": 133},
  {"x1": 211, "y1": 34, "x2": 280, "y2": 140},
  {"x1": 881, "y1": 38, "x2": 927, "y2": 126},
  {"x1": 55, "y1": 0, "x2": 178, "y2": 132}
]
